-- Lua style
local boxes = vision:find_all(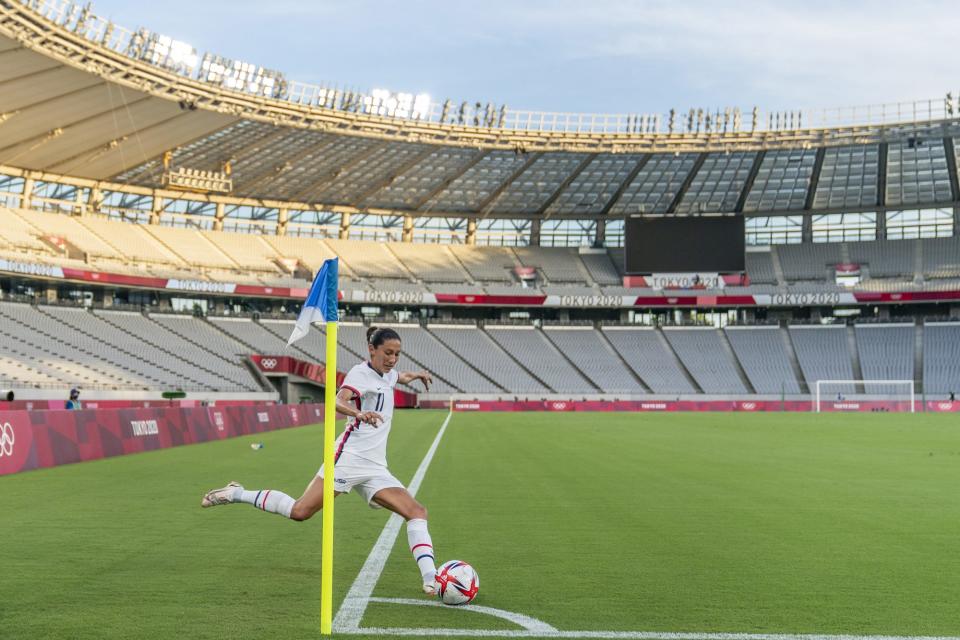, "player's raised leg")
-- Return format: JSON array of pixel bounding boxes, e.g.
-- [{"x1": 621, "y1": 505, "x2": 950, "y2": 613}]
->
[
  {"x1": 373, "y1": 487, "x2": 438, "y2": 594},
  {"x1": 201, "y1": 475, "x2": 334, "y2": 521}
]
